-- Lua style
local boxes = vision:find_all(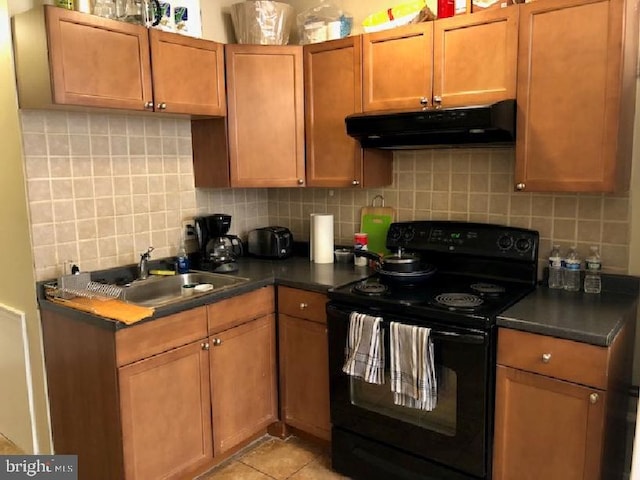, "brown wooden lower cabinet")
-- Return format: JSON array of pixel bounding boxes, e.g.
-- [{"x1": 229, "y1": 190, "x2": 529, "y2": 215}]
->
[
  {"x1": 209, "y1": 313, "x2": 278, "y2": 455},
  {"x1": 277, "y1": 286, "x2": 331, "y2": 441},
  {"x1": 493, "y1": 365, "x2": 605, "y2": 480},
  {"x1": 493, "y1": 324, "x2": 634, "y2": 480},
  {"x1": 41, "y1": 287, "x2": 279, "y2": 480},
  {"x1": 119, "y1": 340, "x2": 213, "y2": 480},
  {"x1": 279, "y1": 314, "x2": 330, "y2": 440}
]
